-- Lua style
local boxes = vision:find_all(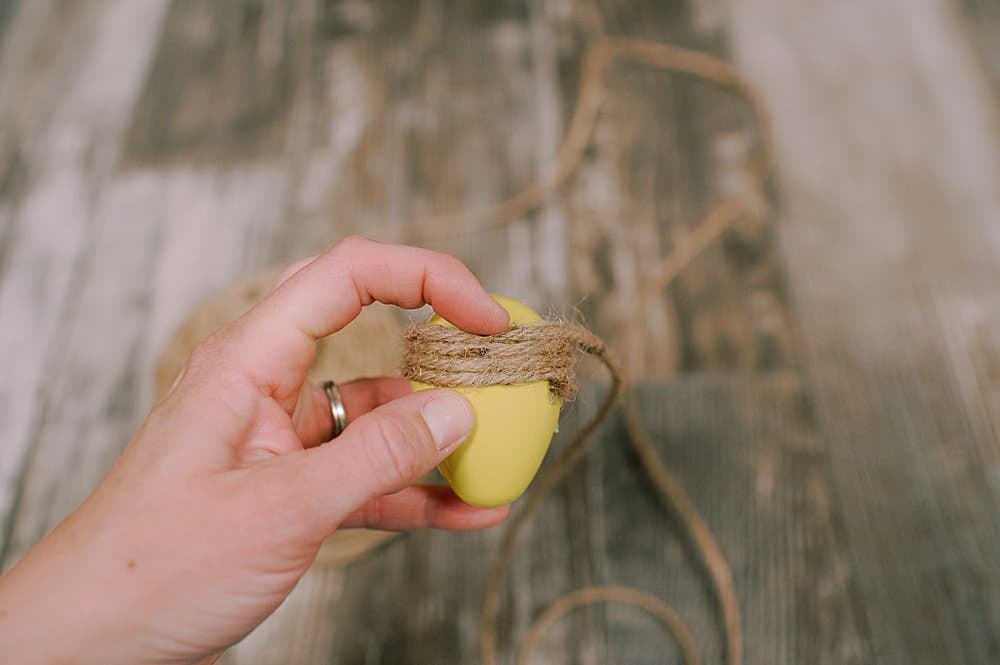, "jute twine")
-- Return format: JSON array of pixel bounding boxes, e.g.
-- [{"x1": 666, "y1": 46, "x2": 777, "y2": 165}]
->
[
  {"x1": 402, "y1": 316, "x2": 733, "y2": 665},
  {"x1": 382, "y1": 16, "x2": 772, "y2": 665},
  {"x1": 402, "y1": 322, "x2": 605, "y2": 401}
]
